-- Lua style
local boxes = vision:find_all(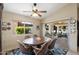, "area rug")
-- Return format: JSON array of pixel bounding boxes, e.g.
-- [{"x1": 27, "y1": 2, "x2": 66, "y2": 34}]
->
[
  {"x1": 50, "y1": 48, "x2": 68, "y2": 55},
  {"x1": 6, "y1": 48, "x2": 35, "y2": 55},
  {"x1": 6, "y1": 48, "x2": 68, "y2": 55}
]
